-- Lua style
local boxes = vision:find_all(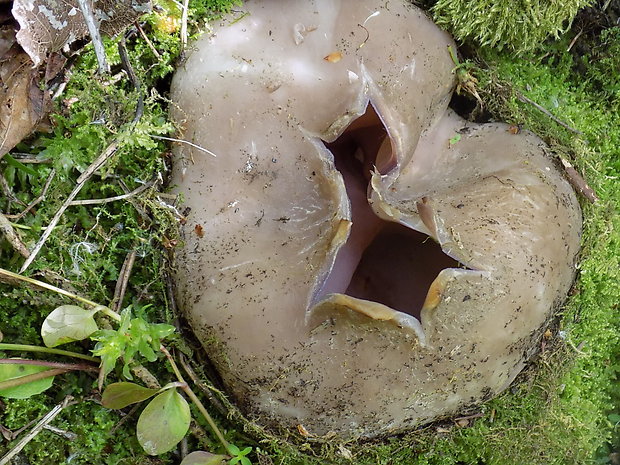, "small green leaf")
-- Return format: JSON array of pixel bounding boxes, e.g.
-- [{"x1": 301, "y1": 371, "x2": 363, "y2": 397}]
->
[
  {"x1": 3, "y1": 154, "x2": 37, "y2": 176},
  {"x1": 41, "y1": 305, "x2": 99, "y2": 347},
  {"x1": 608, "y1": 413, "x2": 620, "y2": 424},
  {"x1": 101, "y1": 382, "x2": 159, "y2": 409},
  {"x1": 228, "y1": 445, "x2": 252, "y2": 465},
  {"x1": 137, "y1": 388, "x2": 190, "y2": 455},
  {"x1": 180, "y1": 451, "x2": 227, "y2": 465},
  {"x1": 91, "y1": 308, "x2": 175, "y2": 381},
  {"x1": 449, "y1": 133, "x2": 462, "y2": 146},
  {"x1": 0, "y1": 363, "x2": 54, "y2": 398}
]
